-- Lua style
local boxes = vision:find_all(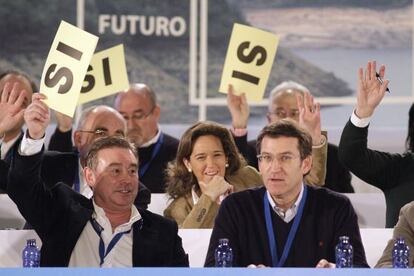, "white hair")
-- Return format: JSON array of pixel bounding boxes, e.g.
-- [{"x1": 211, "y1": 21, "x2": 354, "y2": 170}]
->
[{"x1": 268, "y1": 81, "x2": 310, "y2": 110}]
